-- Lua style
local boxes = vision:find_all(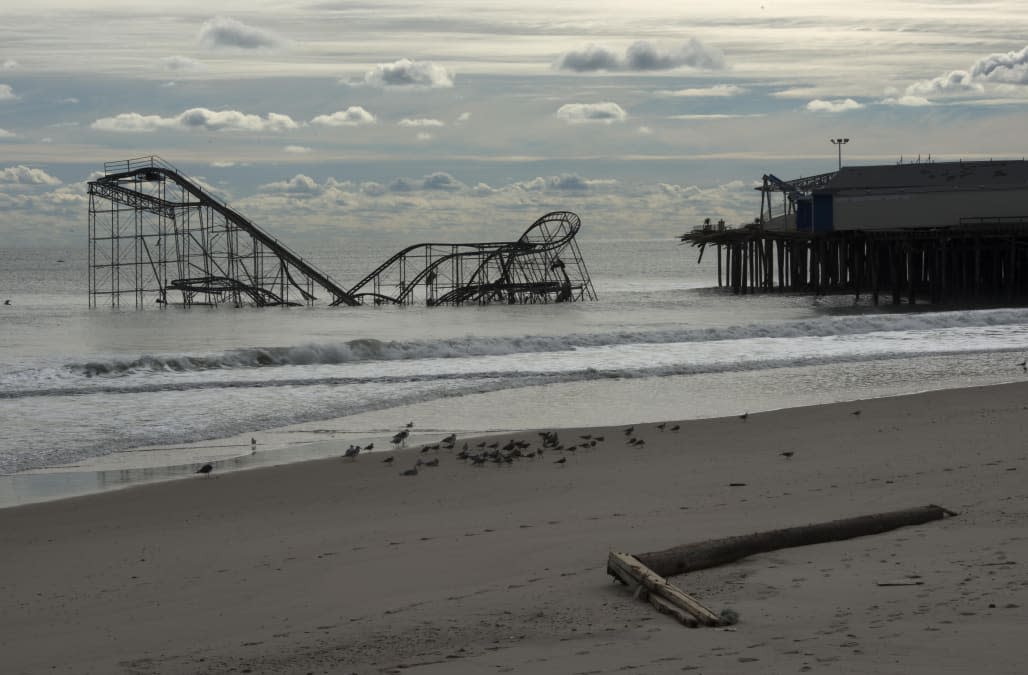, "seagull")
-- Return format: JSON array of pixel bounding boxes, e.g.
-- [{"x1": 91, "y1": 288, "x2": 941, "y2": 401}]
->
[
  {"x1": 739, "y1": 412, "x2": 749, "y2": 421},
  {"x1": 364, "y1": 442, "x2": 374, "y2": 451},
  {"x1": 624, "y1": 425, "x2": 634, "y2": 435},
  {"x1": 405, "y1": 421, "x2": 414, "y2": 428},
  {"x1": 851, "y1": 409, "x2": 861, "y2": 416},
  {"x1": 196, "y1": 463, "x2": 213, "y2": 476},
  {"x1": 595, "y1": 435, "x2": 604, "y2": 442},
  {"x1": 400, "y1": 465, "x2": 419, "y2": 476},
  {"x1": 344, "y1": 445, "x2": 360, "y2": 459},
  {"x1": 1018, "y1": 359, "x2": 1027, "y2": 373},
  {"x1": 424, "y1": 458, "x2": 439, "y2": 467},
  {"x1": 382, "y1": 456, "x2": 395, "y2": 464},
  {"x1": 670, "y1": 425, "x2": 679, "y2": 432},
  {"x1": 392, "y1": 430, "x2": 409, "y2": 447},
  {"x1": 442, "y1": 433, "x2": 457, "y2": 445},
  {"x1": 554, "y1": 457, "x2": 567, "y2": 465},
  {"x1": 780, "y1": 451, "x2": 795, "y2": 459},
  {"x1": 657, "y1": 423, "x2": 666, "y2": 431}
]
